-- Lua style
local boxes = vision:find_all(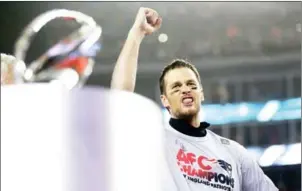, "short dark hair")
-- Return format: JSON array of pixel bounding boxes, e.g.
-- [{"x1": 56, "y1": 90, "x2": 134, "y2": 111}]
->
[{"x1": 159, "y1": 59, "x2": 201, "y2": 95}]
